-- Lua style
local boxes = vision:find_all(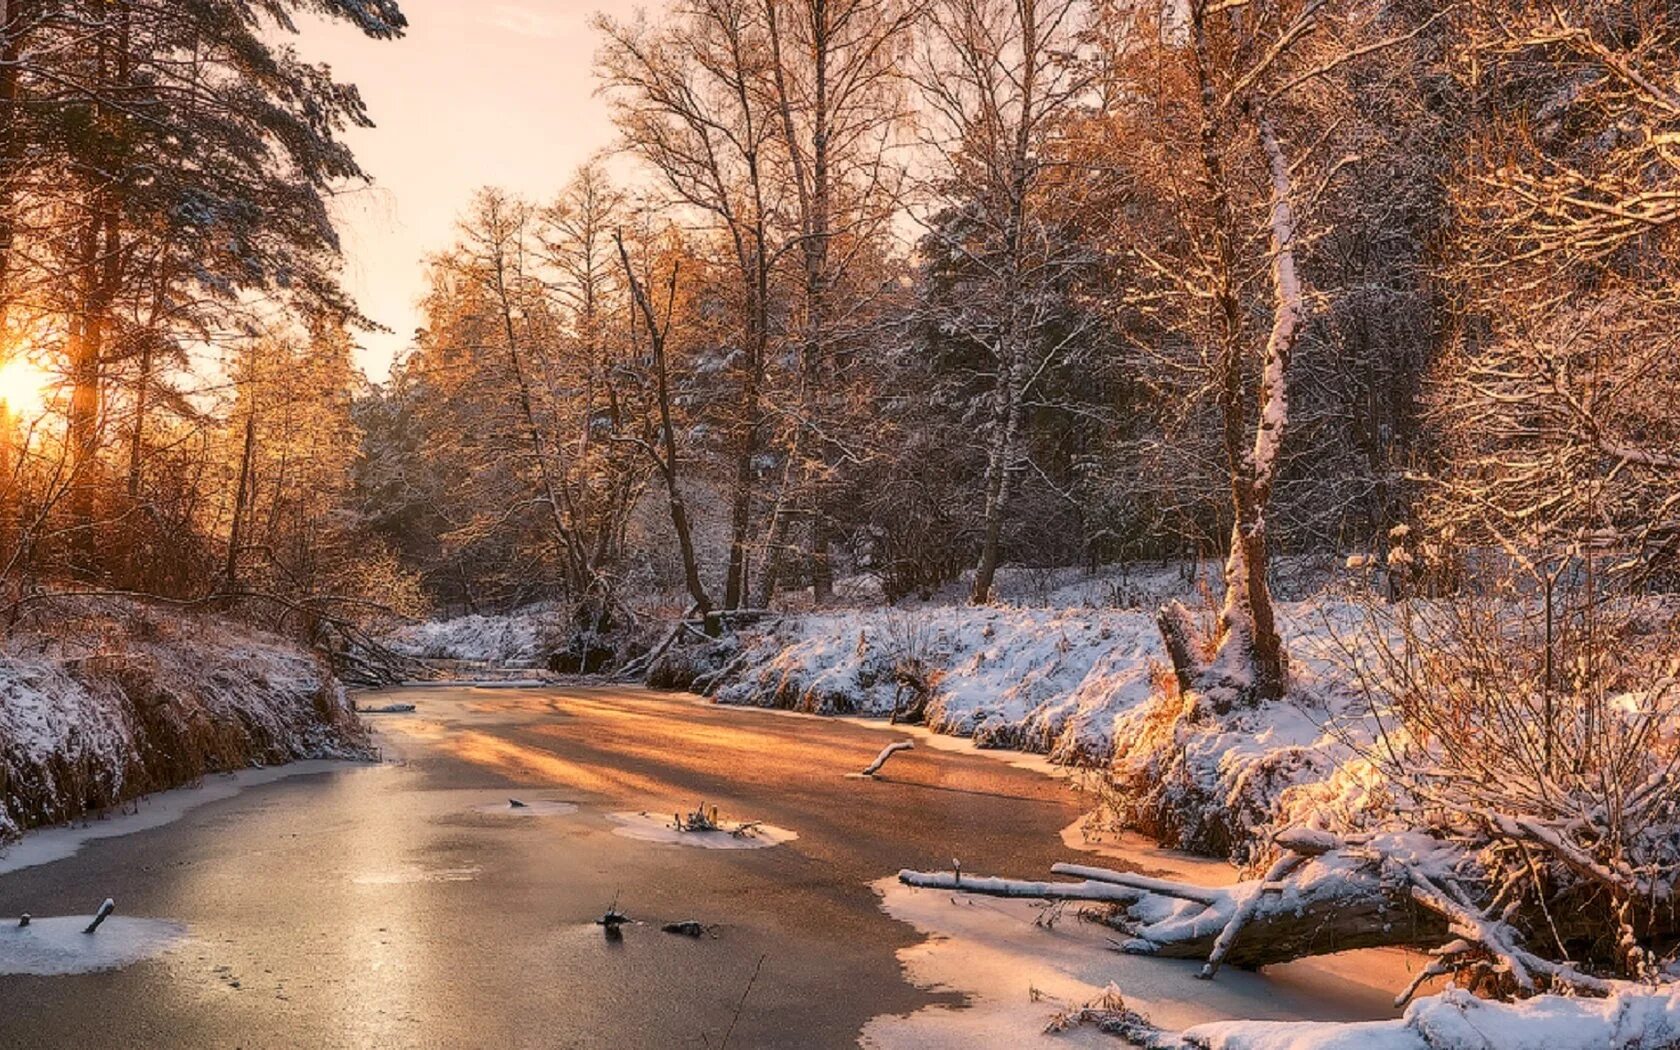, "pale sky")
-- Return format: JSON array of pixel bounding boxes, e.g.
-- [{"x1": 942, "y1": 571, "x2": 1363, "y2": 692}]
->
[{"x1": 300, "y1": 1, "x2": 647, "y2": 380}]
